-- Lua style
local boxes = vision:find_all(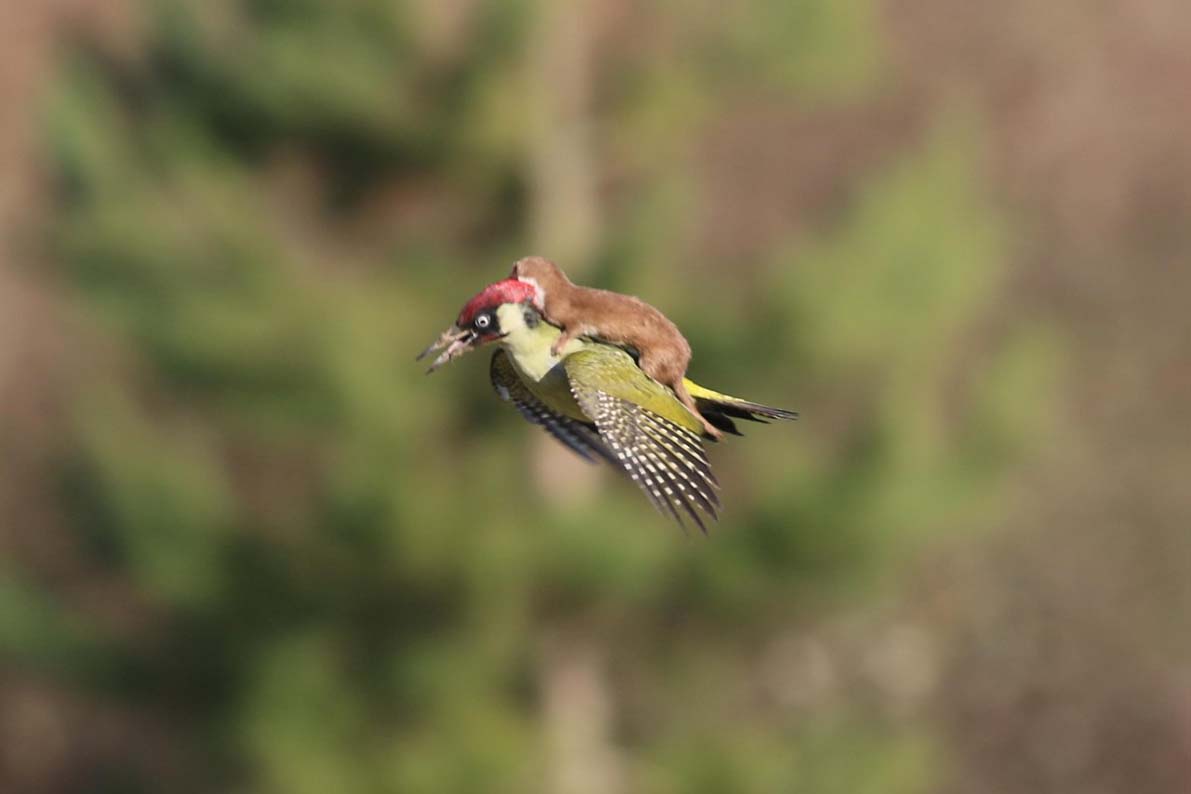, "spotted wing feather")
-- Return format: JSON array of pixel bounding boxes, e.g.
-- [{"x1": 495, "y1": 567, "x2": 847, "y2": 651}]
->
[
  {"x1": 489, "y1": 350, "x2": 616, "y2": 465},
  {"x1": 569, "y1": 384, "x2": 720, "y2": 533}
]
